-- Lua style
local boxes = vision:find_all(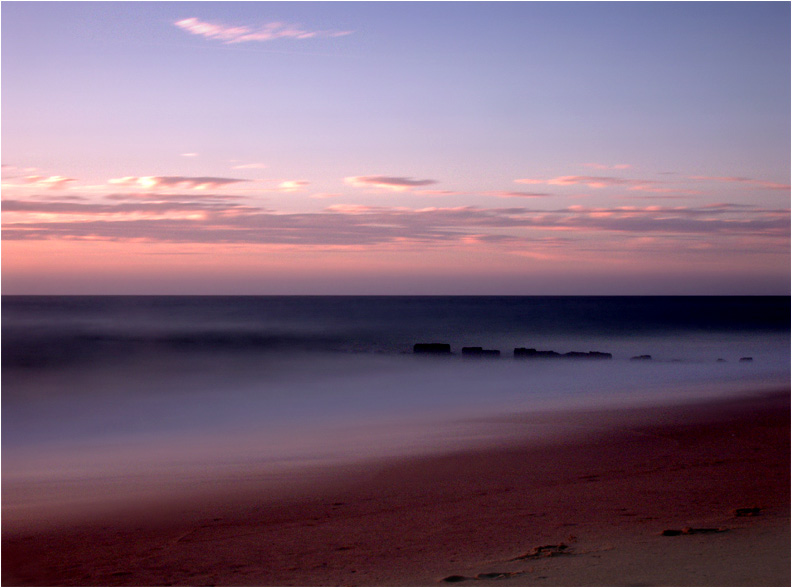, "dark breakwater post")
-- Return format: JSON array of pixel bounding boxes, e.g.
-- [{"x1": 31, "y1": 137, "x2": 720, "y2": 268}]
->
[
  {"x1": 414, "y1": 343, "x2": 452, "y2": 355},
  {"x1": 563, "y1": 351, "x2": 612, "y2": 360},
  {"x1": 514, "y1": 348, "x2": 612, "y2": 360},
  {"x1": 461, "y1": 347, "x2": 501, "y2": 358},
  {"x1": 514, "y1": 348, "x2": 560, "y2": 359}
]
